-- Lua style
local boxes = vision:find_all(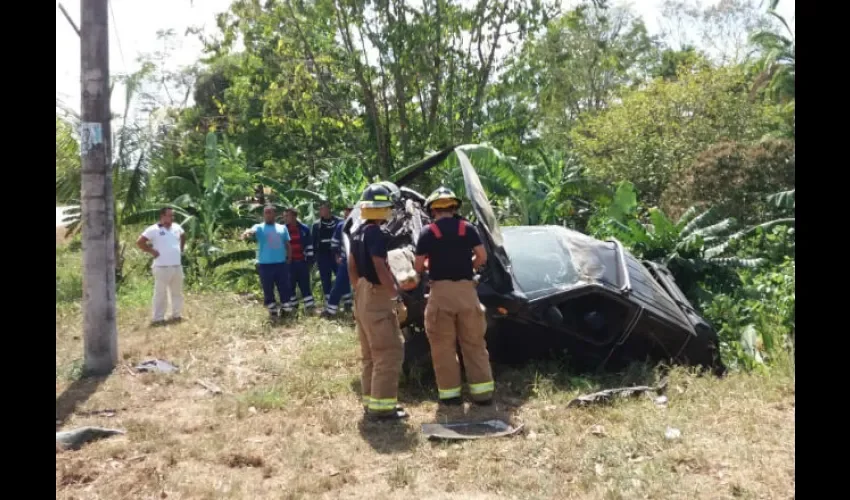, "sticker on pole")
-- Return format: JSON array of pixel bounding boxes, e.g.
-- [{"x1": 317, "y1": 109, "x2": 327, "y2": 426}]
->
[
  {"x1": 421, "y1": 419, "x2": 524, "y2": 440},
  {"x1": 80, "y1": 122, "x2": 103, "y2": 156}
]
